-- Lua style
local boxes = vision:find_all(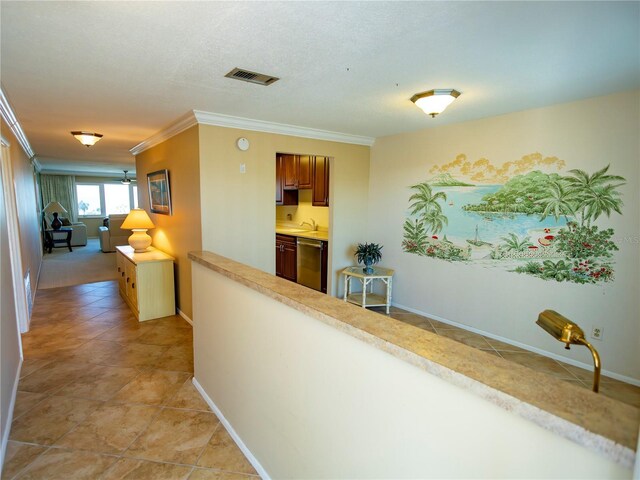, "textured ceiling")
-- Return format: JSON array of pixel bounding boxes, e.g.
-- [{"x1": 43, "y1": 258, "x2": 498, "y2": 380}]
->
[{"x1": 1, "y1": 1, "x2": 638, "y2": 174}]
